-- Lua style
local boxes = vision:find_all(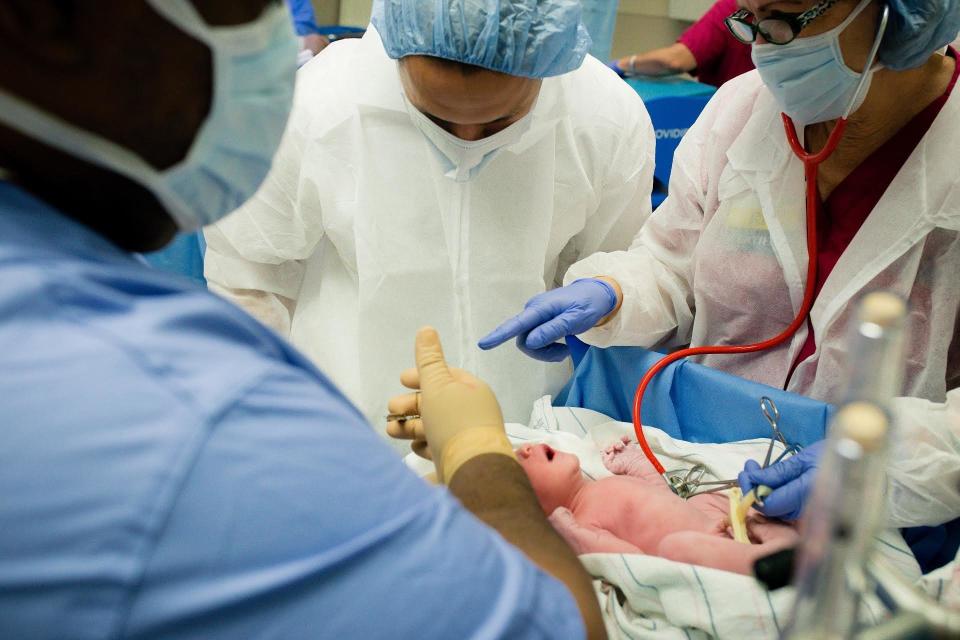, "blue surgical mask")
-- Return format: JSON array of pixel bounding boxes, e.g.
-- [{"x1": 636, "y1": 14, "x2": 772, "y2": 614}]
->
[
  {"x1": 752, "y1": 0, "x2": 881, "y2": 125},
  {"x1": 0, "y1": 0, "x2": 297, "y2": 230}
]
